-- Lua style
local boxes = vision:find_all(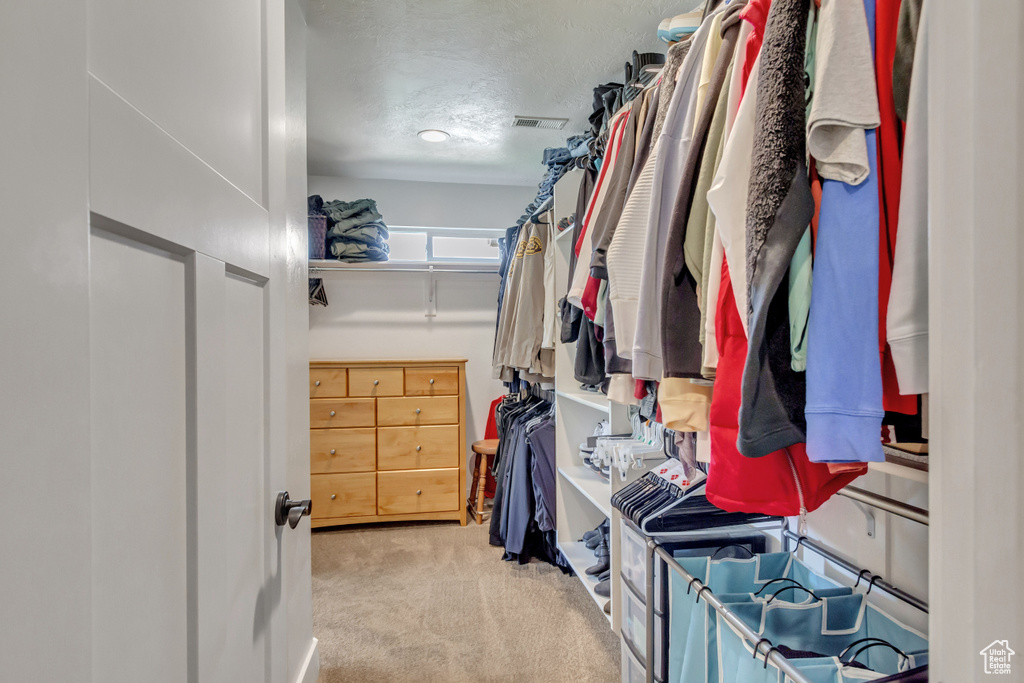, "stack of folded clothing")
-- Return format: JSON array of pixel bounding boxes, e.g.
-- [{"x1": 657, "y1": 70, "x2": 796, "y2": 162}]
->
[{"x1": 321, "y1": 198, "x2": 390, "y2": 262}]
